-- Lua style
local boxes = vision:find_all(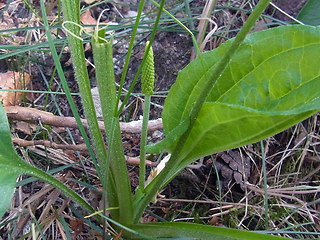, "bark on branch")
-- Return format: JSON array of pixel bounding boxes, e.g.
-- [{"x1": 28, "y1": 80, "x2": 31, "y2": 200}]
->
[{"x1": 4, "y1": 106, "x2": 163, "y2": 134}]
